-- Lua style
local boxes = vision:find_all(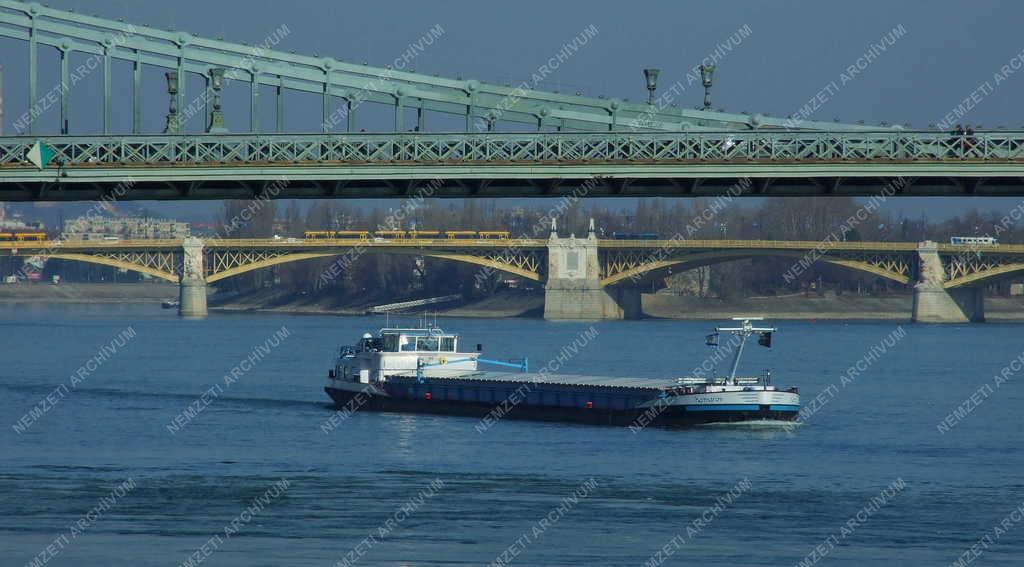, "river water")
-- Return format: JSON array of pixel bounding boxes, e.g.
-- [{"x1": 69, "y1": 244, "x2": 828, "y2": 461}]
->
[{"x1": 1, "y1": 304, "x2": 1022, "y2": 566}]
